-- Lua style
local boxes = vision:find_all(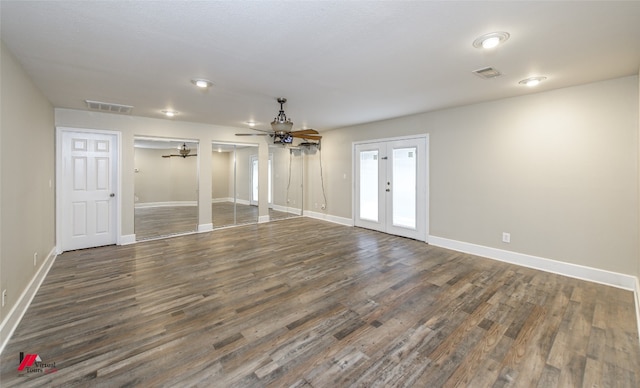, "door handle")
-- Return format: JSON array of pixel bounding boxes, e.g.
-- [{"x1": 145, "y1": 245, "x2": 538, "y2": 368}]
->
[{"x1": 110, "y1": 193, "x2": 115, "y2": 197}]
